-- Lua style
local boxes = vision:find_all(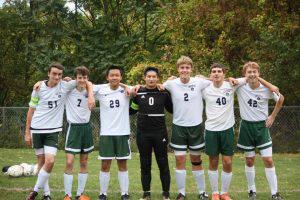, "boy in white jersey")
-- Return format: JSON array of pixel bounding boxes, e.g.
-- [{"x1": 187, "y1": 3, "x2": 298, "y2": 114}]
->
[
  {"x1": 236, "y1": 62, "x2": 284, "y2": 200},
  {"x1": 163, "y1": 56, "x2": 210, "y2": 200},
  {"x1": 25, "y1": 62, "x2": 95, "y2": 200},
  {"x1": 202, "y1": 63, "x2": 246, "y2": 200},
  {"x1": 63, "y1": 66, "x2": 94, "y2": 200},
  {"x1": 94, "y1": 66, "x2": 131, "y2": 200}
]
